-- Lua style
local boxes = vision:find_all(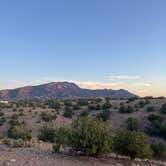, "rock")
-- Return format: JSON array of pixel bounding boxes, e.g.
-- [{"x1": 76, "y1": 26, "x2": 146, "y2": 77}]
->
[{"x1": 10, "y1": 159, "x2": 16, "y2": 162}]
